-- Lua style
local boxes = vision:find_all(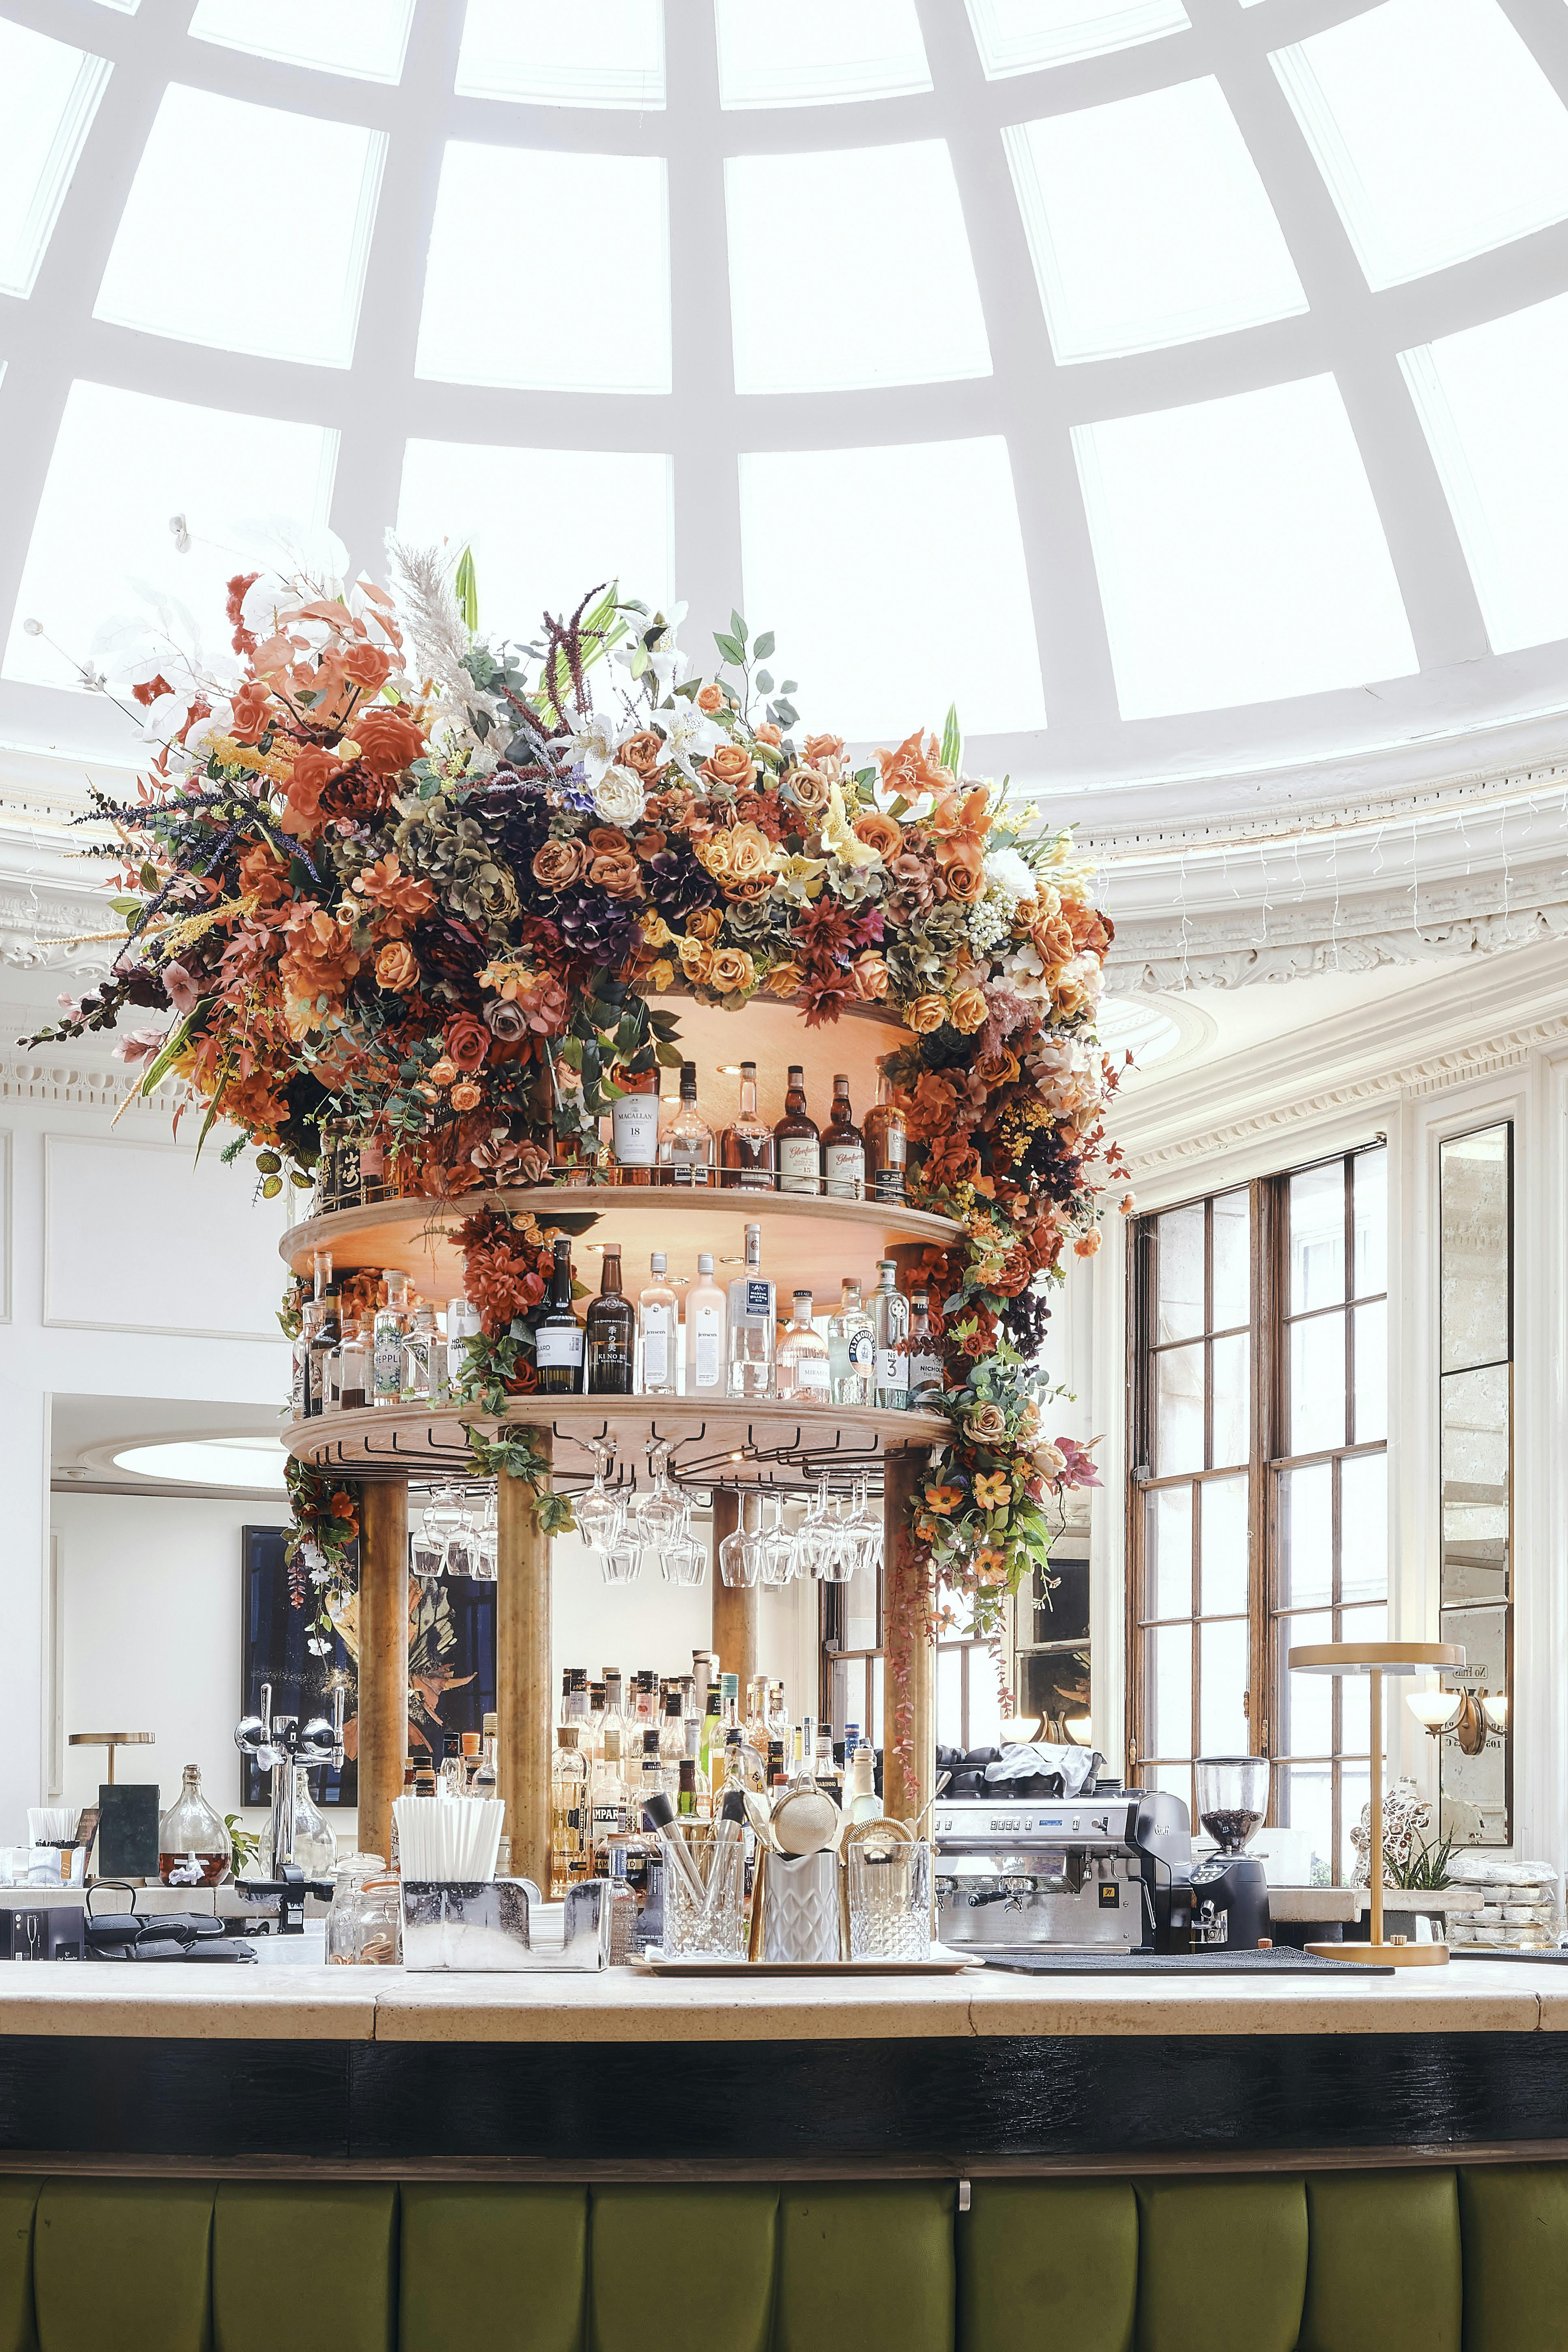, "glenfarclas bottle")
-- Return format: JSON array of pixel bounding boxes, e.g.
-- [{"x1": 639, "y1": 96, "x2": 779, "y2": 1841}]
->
[
  {"x1": 773, "y1": 1064, "x2": 821, "y2": 1196},
  {"x1": 585, "y1": 1246, "x2": 635, "y2": 1394},
  {"x1": 535, "y1": 1236, "x2": 583, "y2": 1395},
  {"x1": 611, "y1": 1064, "x2": 659, "y2": 1185},
  {"x1": 864, "y1": 1070, "x2": 907, "y2": 1204},
  {"x1": 821, "y1": 1075, "x2": 865, "y2": 1200}
]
